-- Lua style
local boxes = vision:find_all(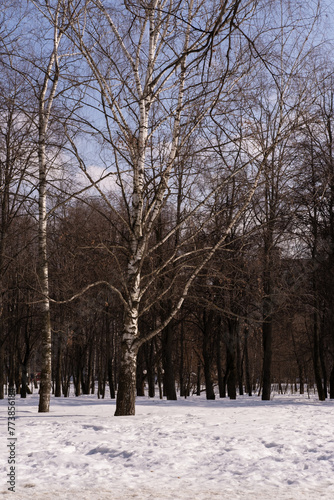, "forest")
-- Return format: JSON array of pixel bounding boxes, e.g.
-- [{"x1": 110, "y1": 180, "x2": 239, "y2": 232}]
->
[{"x1": 0, "y1": 0, "x2": 333, "y2": 416}]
